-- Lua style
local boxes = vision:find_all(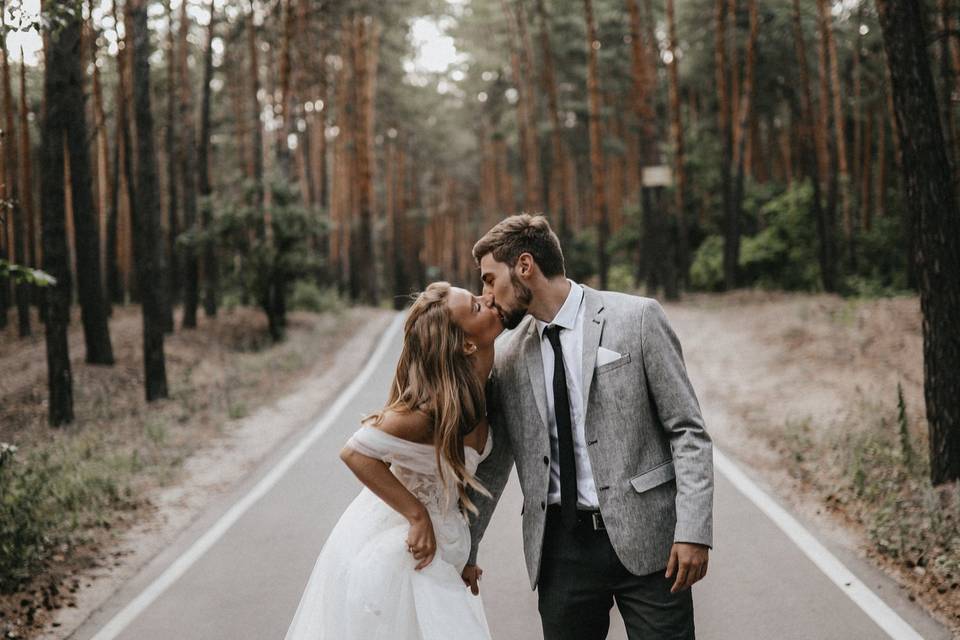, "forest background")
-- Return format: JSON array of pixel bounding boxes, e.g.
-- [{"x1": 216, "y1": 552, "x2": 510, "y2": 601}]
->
[{"x1": 0, "y1": 0, "x2": 958, "y2": 636}]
